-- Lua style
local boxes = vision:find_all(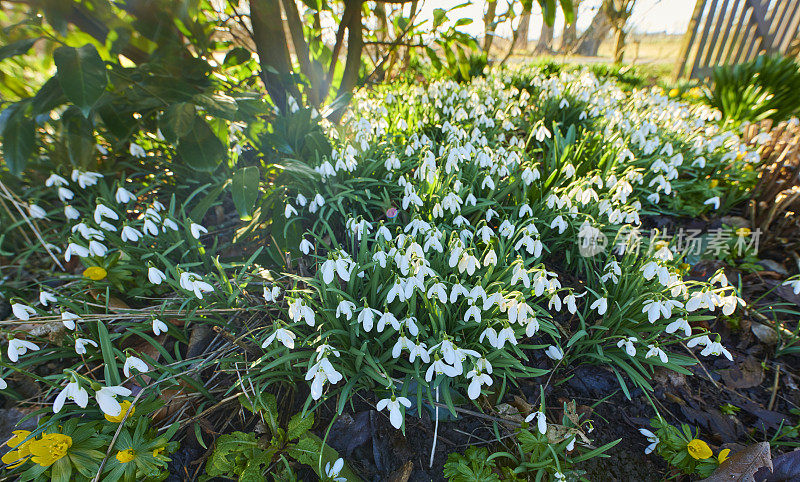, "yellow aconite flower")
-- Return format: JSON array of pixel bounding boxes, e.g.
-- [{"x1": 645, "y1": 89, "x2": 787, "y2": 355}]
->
[
  {"x1": 28, "y1": 433, "x2": 71, "y2": 467},
  {"x1": 718, "y1": 448, "x2": 730, "y2": 464},
  {"x1": 116, "y1": 449, "x2": 135, "y2": 463},
  {"x1": 669, "y1": 88, "x2": 680, "y2": 98},
  {"x1": 2, "y1": 430, "x2": 32, "y2": 468},
  {"x1": 153, "y1": 446, "x2": 165, "y2": 457},
  {"x1": 687, "y1": 439, "x2": 713, "y2": 460},
  {"x1": 105, "y1": 400, "x2": 134, "y2": 423},
  {"x1": 83, "y1": 266, "x2": 107, "y2": 281},
  {"x1": 736, "y1": 227, "x2": 751, "y2": 237},
  {"x1": 709, "y1": 179, "x2": 719, "y2": 188}
]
